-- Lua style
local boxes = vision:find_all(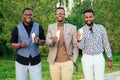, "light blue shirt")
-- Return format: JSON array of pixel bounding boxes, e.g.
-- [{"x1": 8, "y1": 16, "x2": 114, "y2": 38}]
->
[{"x1": 78, "y1": 23, "x2": 112, "y2": 58}]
